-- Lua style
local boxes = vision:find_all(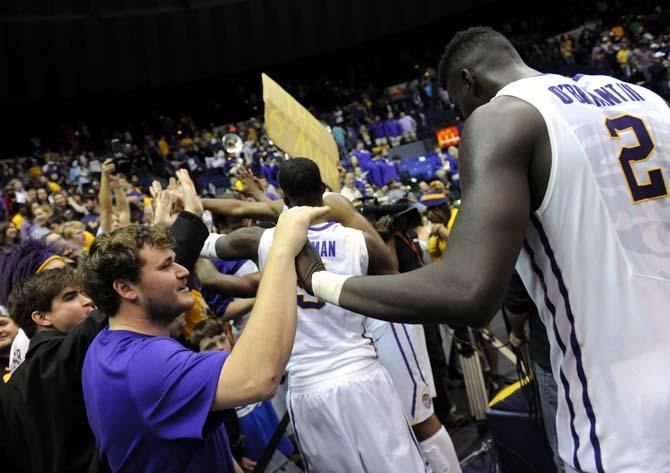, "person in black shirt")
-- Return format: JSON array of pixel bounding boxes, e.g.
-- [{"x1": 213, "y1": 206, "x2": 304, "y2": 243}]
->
[
  {"x1": 2, "y1": 267, "x2": 103, "y2": 473},
  {"x1": 377, "y1": 203, "x2": 465, "y2": 461},
  {"x1": 504, "y1": 271, "x2": 564, "y2": 473}
]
